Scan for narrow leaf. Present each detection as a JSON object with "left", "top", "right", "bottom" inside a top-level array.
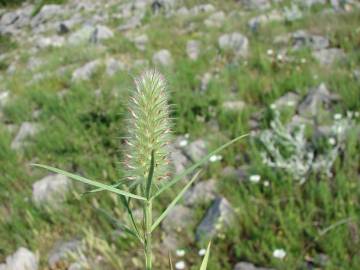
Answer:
[
  {"left": 151, "top": 134, "right": 248, "bottom": 199},
  {"left": 120, "top": 196, "right": 143, "bottom": 243},
  {"left": 32, "top": 164, "right": 146, "bottom": 201},
  {"left": 85, "top": 182, "right": 121, "bottom": 194},
  {"left": 168, "top": 252, "right": 174, "bottom": 270},
  {"left": 145, "top": 150, "right": 155, "bottom": 199},
  {"left": 200, "top": 242, "right": 211, "bottom": 270},
  {"left": 151, "top": 170, "right": 201, "bottom": 232}
]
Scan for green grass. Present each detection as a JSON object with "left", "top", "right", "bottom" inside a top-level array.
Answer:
[{"left": 0, "top": 1, "right": 359, "bottom": 269}]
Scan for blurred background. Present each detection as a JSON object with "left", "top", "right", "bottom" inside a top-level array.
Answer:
[{"left": 0, "top": 0, "right": 359, "bottom": 269}]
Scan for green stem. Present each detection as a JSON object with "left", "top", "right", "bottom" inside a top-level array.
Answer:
[{"left": 144, "top": 200, "right": 152, "bottom": 270}]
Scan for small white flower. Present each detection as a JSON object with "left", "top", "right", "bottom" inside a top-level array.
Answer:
[
  {"left": 179, "top": 139, "right": 188, "bottom": 147},
  {"left": 286, "top": 101, "right": 295, "bottom": 107},
  {"left": 277, "top": 54, "right": 283, "bottom": 61},
  {"left": 176, "top": 249, "right": 186, "bottom": 257},
  {"left": 263, "top": 180, "right": 270, "bottom": 187},
  {"left": 355, "top": 111, "right": 359, "bottom": 118},
  {"left": 273, "top": 249, "right": 286, "bottom": 259},
  {"left": 184, "top": 133, "right": 190, "bottom": 139},
  {"left": 270, "top": 103, "right": 277, "bottom": 110},
  {"left": 209, "top": 154, "right": 222, "bottom": 162},
  {"left": 300, "top": 58, "right": 306, "bottom": 63},
  {"left": 334, "top": 113, "right": 342, "bottom": 120},
  {"left": 249, "top": 174, "right": 261, "bottom": 183},
  {"left": 175, "top": 260, "right": 186, "bottom": 270},
  {"left": 198, "top": 249, "right": 206, "bottom": 256},
  {"left": 267, "top": 49, "right": 274, "bottom": 56},
  {"left": 328, "top": 137, "right": 336, "bottom": 145}
]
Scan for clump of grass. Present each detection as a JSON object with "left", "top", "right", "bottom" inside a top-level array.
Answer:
[{"left": 33, "top": 70, "right": 246, "bottom": 269}]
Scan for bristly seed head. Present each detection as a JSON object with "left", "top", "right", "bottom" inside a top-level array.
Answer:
[{"left": 124, "top": 70, "right": 172, "bottom": 186}]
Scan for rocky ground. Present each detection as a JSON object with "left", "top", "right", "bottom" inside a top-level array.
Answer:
[{"left": 0, "top": 0, "right": 360, "bottom": 269}]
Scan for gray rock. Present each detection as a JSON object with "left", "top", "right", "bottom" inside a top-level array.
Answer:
[
  {"left": 68, "top": 25, "right": 95, "bottom": 45},
  {"left": 234, "top": 262, "right": 273, "bottom": 270},
  {"left": 152, "top": 49, "right": 173, "bottom": 66},
  {"left": 196, "top": 197, "right": 235, "bottom": 240},
  {"left": 31, "top": 5, "right": 62, "bottom": 28},
  {"left": 190, "top": 4, "right": 216, "bottom": 16},
  {"left": 32, "top": 174, "right": 71, "bottom": 208},
  {"left": 186, "top": 40, "right": 200, "bottom": 60},
  {"left": 312, "top": 48, "right": 346, "bottom": 65},
  {"left": 248, "top": 10, "right": 283, "bottom": 31},
  {"left": 237, "top": 0, "right": 271, "bottom": 10},
  {"left": 36, "top": 36, "right": 65, "bottom": 49},
  {"left": 222, "top": 100, "right": 246, "bottom": 111},
  {"left": 11, "top": 122, "right": 39, "bottom": 150},
  {"left": 105, "top": 58, "right": 125, "bottom": 76},
  {"left": 218, "top": 32, "right": 249, "bottom": 57},
  {"left": 353, "top": 69, "right": 360, "bottom": 81},
  {"left": 298, "top": 0, "right": 326, "bottom": 8},
  {"left": 273, "top": 92, "right": 300, "bottom": 108},
  {"left": 298, "top": 83, "right": 340, "bottom": 117},
  {"left": 184, "top": 179, "right": 217, "bottom": 206},
  {"left": 118, "top": 16, "right": 142, "bottom": 31},
  {"left": 284, "top": 4, "right": 303, "bottom": 22},
  {"left": 132, "top": 34, "right": 148, "bottom": 51},
  {"left": 0, "top": 91, "right": 9, "bottom": 108},
  {"left": 200, "top": 72, "right": 212, "bottom": 92},
  {"left": 0, "top": 247, "right": 38, "bottom": 270},
  {"left": 162, "top": 205, "right": 194, "bottom": 233},
  {"left": 185, "top": 139, "right": 207, "bottom": 162},
  {"left": 90, "top": 25, "right": 114, "bottom": 43},
  {"left": 48, "top": 240, "right": 81, "bottom": 268},
  {"left": 204, "top": 11, "right": 226, "bottom": 27},
  {"left": 292, "top": 30, "right": 329, "bottom": 51},
  {"left": 72, "top": 60, "right": 100, "bottom": 81}
]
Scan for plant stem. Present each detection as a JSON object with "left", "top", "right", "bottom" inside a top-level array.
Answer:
[{"left": 144, "top": 200, "right": 152, "bottom": 270}]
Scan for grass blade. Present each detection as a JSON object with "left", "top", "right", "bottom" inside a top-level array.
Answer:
[
  {"left": 120, "top": 196, "right": 143, "bottom": 243},
  {"left": 168, "top": 252, "right": 174, "bottom": 270},
  {"left": 151, "top": 134, "right": 248, "bottom": 200},
  {"left": 200, "top": 242, "right": 211, "bottom": 270},
  {"left": 151, "top": 170, "right": 201, "bottom": 232},
  {"left": 32, "top": 164, "right": 146, "bottom": 201},
  {"left": 145, "top": 150, "right": 155, "bottom": 199}
]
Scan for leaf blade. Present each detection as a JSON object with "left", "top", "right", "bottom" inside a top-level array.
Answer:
[
  {"left": 199, "top": 242, "right": 211, "bottom": 270},
  {"left": 32, "top": 164, "right": 146, "bottom": 201},
  {"left": 151, "top": 170, "right": 201, "bottom": 232},
  {"left": 151, "top": 134, "right": 248, "bottom": 199}
]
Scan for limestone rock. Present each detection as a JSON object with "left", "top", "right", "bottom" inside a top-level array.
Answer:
[
  {"left": 11, "top": 122, "right": 39, "bottom": 150},
  {"left": 218, "top": 32, "right": 249, "bottom": 57},
  {"left": 0, "top": 247, "right": 38, "bottom": 270},
  {"left": 152, "top": 49, "right": 173, "bottom": 66}
]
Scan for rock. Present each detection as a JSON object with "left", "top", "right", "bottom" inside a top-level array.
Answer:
[
  {"left": 105, "top": 58, "right": 125, "bottom": 76},
  {"left": 184, "top": 179, "right": 217, "bottom": 206},
  {"left": 292, "top": 30, "right": 329, "bottom": 51},
  {"left": 204, "top": 11, "right": 226, "bottom": 27},
  {"left": 200, "top": 72, "right": 212, "bottom": 92},
  {"left": 190, "top": 4, "right": 216, "bottom": 16},
  {"left": 298, "top": 83, "right": 340, "bottom": 117},
  {"left": 32, "top": 174, "right": 71, "bottom": 208},
  {"left": 152, "top": 49, "right": 173, "bottom": 66},
  {"left": 0, "top": 91, "right": 9, "bottom": 107},
  {"left": 284, "top": 4, "right": 303, "bottom": 22},
  {"left": 36, "top": 36, "right": 65, "bottom": 49},
  {"left": 170, "top": 148, "right": 189, "bottom": 175},
  {"left": 185, "top": 139, "right": 207, "bottom": 162},
  {"left": 222, "top": 166, "right": 248, "bottom": 182},
  {"left": 118, "top": 16, "right": 142, "bottom": 31},
  {"left": 0, "top": 247, "right": 38, "bottom": 270},
  {"left": 218, "top": 32, "right": 249, "bottom": 57},
  {"left": 299, "top": 0, "right": 326, "bottom": 8},
  {"left": 196, "top": 197, "right": 235, "bottom": 241},
  {"left": 272, "top": 92, "right": 300, "bottom": 108},
  {"left": 11, "top": 122, "right": 39, "bottom": 150},
  {"left": 48, "top": 240, "right": 82, "bottom": 268},
  {"left": 186, "top": 40, "right": 200, "bottom": 60},
  {"left": 312, "top": 48, "right": 346, "bottom": 65},
  {"left": 72, "top": 60, "right": 100, "bottom": 81},
  {"left": 68, "top": 25, "right": 95, "bottom": 45},
  {"left": 162, "top": 205, "right": 194, "bottom": 233},
  {"left": 234, "top": 262, "right": 273, "bottom": 270},
  {"left": 248, "top": 10, "right": 283, "bottom": 31},
  {"left": 222, "top": 100, "right": 246, "bottom": 111},
  {"left": 236, "top": 0, "right": 271, "bottom": 10},
  {"left": 132, "top": 34, "right": 148, "bottom": 51},
  {"left": 90, "top": 25, "right": 114, "bottom": 43},
  {"left": 31, "top": 5, "right": 63, "bottom": 28}
]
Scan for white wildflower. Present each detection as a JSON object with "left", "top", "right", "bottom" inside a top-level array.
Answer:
[
  {"left": 175, "top": 260, "right": 186, "bottom": 270},
  {"left": 273, "top": 249, "right": 286, "bottom": 259},
  {"left": 301, "top": 58, "right": 306, "bottom": 63},
  {"left": 249, "top": 175, "right": 261, "bottom": 183},
  {"left": 328, "top": 137, "right": 336, "bottom": 145},
  {"left": 267, "top": 49, "right": 274, "bottom": 56},
  {"left": 179, "top": 139, "right": 188, "bottom": 147},
  {"left": 270, "top": 103, "right": 277, "bottom": 110},
  {"left": 176, "top": 249, "right": 186, "bottom": 257},
  {"left": 209, "top": 154, "right": 222, "bottom": 162},
  {"left": 334, "top": 113, "right": 342, "bottom": 120},
  {"left": 263, "top": 180, "right": 270, "bottom": 187},
  {"left": 198, "top": 249, "right": 206, "bottom": 256},
  {"left": 277, "top": 54, "right": 283, "bottom": 61}
]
